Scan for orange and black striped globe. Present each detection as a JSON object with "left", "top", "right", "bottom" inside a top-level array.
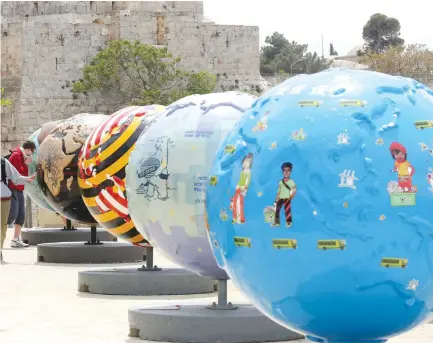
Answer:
[{"left": 78, "top": 105, "right": 165, "bottom": 245}]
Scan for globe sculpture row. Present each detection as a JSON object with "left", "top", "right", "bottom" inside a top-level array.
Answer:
[{"left": 25, "top": 69, "right": 433, "bottom": 343}]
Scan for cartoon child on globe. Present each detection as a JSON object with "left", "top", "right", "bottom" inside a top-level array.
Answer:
[
  {"left": 389, "top": 142, "right": 416, "bottom": 193},
  {"left": 272, "top": 162, "right": 296, "bottom": 227},
  {"left": 231, "top": 153, "right": 253, "bottom": 224}
]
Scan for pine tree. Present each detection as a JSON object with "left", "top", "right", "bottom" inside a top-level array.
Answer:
[{"left": 330, "top": 43, "right": 338, "bottom": 56}]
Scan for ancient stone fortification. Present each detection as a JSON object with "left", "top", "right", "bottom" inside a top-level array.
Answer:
[{"left": 1, "top": 1, "right": 261, "bottom": 152}]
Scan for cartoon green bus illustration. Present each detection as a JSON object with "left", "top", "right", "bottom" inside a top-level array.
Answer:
[
  {"left": 234, "top": 236, "right": 252, "bottom": 248},
  {"left": 317, "top": 239, "right": 346, "bottom": 250},
  {"left": 298, "top": 100, "right": 322, "bottom": 107},
  {"left": 414, "top": 120, "right": 433, "bottom": 130},
  {"left": 209, "top": 176, "right": 218, "bottom": 186},
  {"left": 224, "top": 145, "right": 236, "bottom": 154},
  {"left": 380, "top": 257, "right": 408, "bottom": 269},
  {"left": 272, "top": 239, "right": 297, "bottom": 249},
  {"left": 340, "top": 100, "right": 367, "bottom": 107},
  {"left": 389, "top": 192, "right": 416, "bottom": 207}
]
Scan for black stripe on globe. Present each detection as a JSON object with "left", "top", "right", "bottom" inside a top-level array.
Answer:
[{"left": 85, "top": 120, "right": 147, "bottom": 160}]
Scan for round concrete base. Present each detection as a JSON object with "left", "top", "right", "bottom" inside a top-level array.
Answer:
[
  {"left": 22, "top": 228, "right": 116, "bottom": 245},
  {"left": 128, "top": 304, "right": 304, "bottom": 342},
  {"left": 78, "top": 267, "right": 218, "bottom": 295},
  {"left": 37, "top": 242, "right": 144, "bottom": 264}
]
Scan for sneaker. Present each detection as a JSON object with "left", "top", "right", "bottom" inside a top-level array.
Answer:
[{"left": 11, "top": 239, "right": 29, "bottom": 248}]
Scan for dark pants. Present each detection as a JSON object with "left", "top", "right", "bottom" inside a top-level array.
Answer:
[
  {"left": 7, "top": 189, "right": 25, "bottom": 226},
  {"left": 274, "top": 198, "right": 292, "bottom": 226}
]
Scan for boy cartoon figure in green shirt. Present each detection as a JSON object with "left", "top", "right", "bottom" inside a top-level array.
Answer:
[{"left": 272, "top": 162, "right": 296, "bottom": 227}]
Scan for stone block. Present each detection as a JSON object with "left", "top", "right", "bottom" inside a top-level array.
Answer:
[
  {"left": 76, "top": 4, "right": 87, "bottom": 15},
  {"left": 7, "top": 133, "right": 17, "bottom": 141}
]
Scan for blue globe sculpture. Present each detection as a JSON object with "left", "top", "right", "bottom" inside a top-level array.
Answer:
[
  {"left": 126, "top": 92, "right": 256, "bottom": 279},
  {"left": 206, "top": 69, "right": 433, "bottom": 343}
]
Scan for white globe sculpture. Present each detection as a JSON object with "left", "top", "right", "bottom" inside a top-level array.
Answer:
[{"left": 126, "top": 91, "right": 256, "bottom": 279}]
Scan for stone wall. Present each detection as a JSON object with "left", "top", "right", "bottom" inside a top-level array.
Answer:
[
  {"left": 166, "top": 22, "right": 260, "bottom": 91},
  {"left": 1, "top": 1, "right": 261, "bottom": 154},
  {"left": 1, "top": 16, "right": 112, "bottom": 152},
  {"left": 1, "top": 22, "right": 23, "bottom": 150}
]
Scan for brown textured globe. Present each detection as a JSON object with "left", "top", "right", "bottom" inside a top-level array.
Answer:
[{"left": 37, "top": 113, "right": 107, "bottom": 223}]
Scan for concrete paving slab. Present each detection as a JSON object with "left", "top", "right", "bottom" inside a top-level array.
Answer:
[
  {"left": 37, "top": 241, "right": 145, "bottom": 263},
  {"left": 129, "top": 304, "right": 304, "bottom": 342},
  {"left": 21, "top": 227, "right": 116, "bottom": 245},
  {"left": 78, "top": 267, "right": 218, "bottom": 295}
]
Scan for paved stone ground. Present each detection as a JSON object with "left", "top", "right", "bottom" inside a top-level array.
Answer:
[{"left": 0, "top": 228, "right": 431, "bottom": 343}]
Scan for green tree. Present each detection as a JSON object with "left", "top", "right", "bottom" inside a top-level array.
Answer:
[
  {"left": 0, "top": 88, "right": 12, "bottom": 108},
  {"left": 276, "top": 43, "right": 308, "bottom": 74},
  {"left": 360, "top": 44, "right": 433, "bottom": 82},
  {"left": 72, "top": 40, "right": 216, "bottom": 107},
  {"left": 299, "top": 52, "right": 332, "bottom": 73},
  {"left": 260, "top": 32, "right": 290, "bottom": 67},
  {"left": 329, "top": 43, "right": 338, "bottom": 56},
  {"left": 360, "top": 13, "right": 404, "bottom": 55},
  {"left": 260, "top": 32, "right": 330, "bottom": 74}
]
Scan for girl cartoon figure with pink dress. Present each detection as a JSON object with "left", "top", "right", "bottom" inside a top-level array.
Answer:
[{"left": 231, "top": 153, "right": 253, "bottom": 224}]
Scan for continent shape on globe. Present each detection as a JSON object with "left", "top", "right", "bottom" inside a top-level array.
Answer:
[
  {"left": 126, "top": 91, "right": 256, "bottom": 279},
  {"left": 78, "top": 105, "right": 165, "bottom": 245},
  {"left": 24, "top": 120, "right": 61, "bottom": 213},
  {"left": 37, "top": 113, "right": 107, "bottom": 223},
  {"left": 206, "top": 69, "right": 433, "bottom": 343}
]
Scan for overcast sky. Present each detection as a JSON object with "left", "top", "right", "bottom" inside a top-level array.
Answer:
[{"left": 202, "top": 0, "right": 432, "bottom": 57}]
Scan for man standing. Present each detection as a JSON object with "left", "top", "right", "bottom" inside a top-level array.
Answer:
[
  {"left": 1, "top": 156, "right": 36, "bottom": 262},
  {"left": 6, "top": 140, "right": 36, "bottom": 248},
  {"left": 272, "top": 162, "right": 297, "bottom": 228}
]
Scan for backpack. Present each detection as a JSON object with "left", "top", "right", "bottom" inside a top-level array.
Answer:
[
  {"left": 1, "top": 157, "right": 10, "bottom": 187},
  {"left": 1, "top": 153, "right": 15, "bottom": 196}
]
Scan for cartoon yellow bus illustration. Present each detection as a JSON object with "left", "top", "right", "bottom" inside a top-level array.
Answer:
[
  {"left": 224, "top": 145, "right": 236, "bottom": 154},
  {"left": 209, "top": 176, "right": 218, "bottom": 186},
  {"left": 298, "top": 100, "right": 322, "bottom": 107},
  {"left": 340, "top": 100, "right": 367, "bottom": 107},
  {"left": 380, "top": 257, "right": 408, "bottom": 268},
  {"left": 272, "top": 239, "right": 298, "bottom": 249},
  {"left": 317, "top": 239, "right": 346, "bottom": 250},
  {"left": 414, "top": 120, "right": 433, "bottom": 130},
  {"left": 234, "top": 236, "right": 252, "bottom": 248}
]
